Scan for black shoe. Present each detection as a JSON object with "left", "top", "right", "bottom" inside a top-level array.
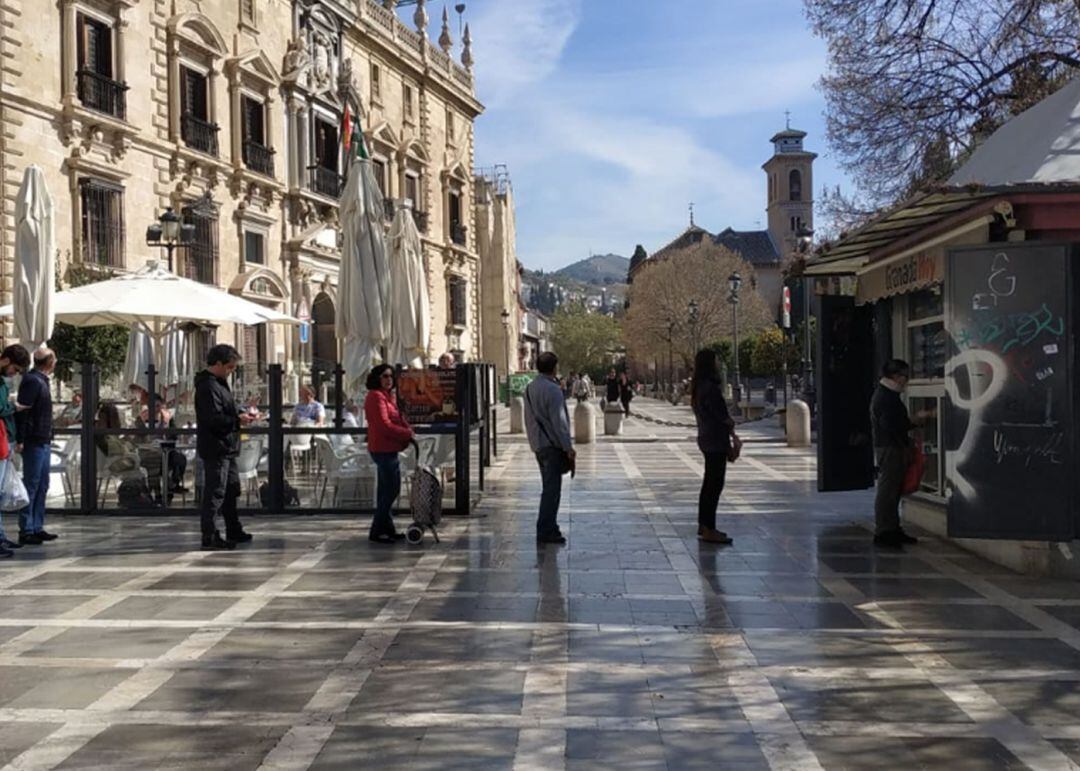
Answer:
[
  {"left": 537, "top": 533, "right": 567, "bottom": 545},
  {"left": 226, "top": 531, "right": 253, "bottom": 544},
  {"left": 873, "top": 531, "right": 904, "bottom": 549},
  {"left": 369, "top": 532, "right": 402, "bottom": 544},
  {"left": 0, "top": 538, "right": 22, "bottom": 549},
  {"left": 170, "top": 485, "right": 189, "bottom": 494},
  {"left": 0, "top": 545, "right": 12, "bottom": 558},
  {"left": 18, "top": 532, "right": 42, "bottom": 546},
  {"left": 37, "top": 531, "right": 58, "bottom": 542},
  {"left": 897, "top": 529, "right": 919, "bottom": 545},
  {"left": 202, "top": 531, "right": 236, "bottom": 551}
]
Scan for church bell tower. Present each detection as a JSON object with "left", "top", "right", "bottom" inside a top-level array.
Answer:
[{"left": 763, "top": 119, "right": 817, "bottom": 258}]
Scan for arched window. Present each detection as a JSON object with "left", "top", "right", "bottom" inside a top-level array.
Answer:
[{"left": 789, "top": 169, "right": 802, "bottom": 201}]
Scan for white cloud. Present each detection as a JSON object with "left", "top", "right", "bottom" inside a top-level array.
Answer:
[{"left": 467, "top": 0, "right": 582, "bottom": 105}]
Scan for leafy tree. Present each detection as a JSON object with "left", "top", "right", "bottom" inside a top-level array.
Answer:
[
  {"left": 749, "top": 326, "right": 800, "bottom": 378},
  {"left": 807, "top": 0, "right": 1080, "bottom": 210},
  {"left": 48, "top": 263, "right": 128, "bottom": 385},
  {"left": 550, "top": 303, "right": 621, "bottom": 379}
]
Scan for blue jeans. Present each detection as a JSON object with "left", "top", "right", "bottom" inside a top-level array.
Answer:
[
  {"left": 370, "top": 452, "right": 401, "bottom": 537},
  {"left": 536, "top": 447, "right": 565, "bottom": 538},
  {"left": 19, "top": 443, "right": 50, "bottom": 535}
]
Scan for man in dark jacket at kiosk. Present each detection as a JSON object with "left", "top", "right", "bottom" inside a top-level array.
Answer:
[
  {"left": 870, "top": 359, "right": 917, "bottom": 549},
  {"left": 195, "top": 344, "right": 255, "bottom": 550}
]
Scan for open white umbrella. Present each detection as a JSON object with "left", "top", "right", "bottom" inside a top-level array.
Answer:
[
  {"left": 0, "top": 259, "right": 297, "bottom": 370},
  {"left": 387, "top": 206, "right": 430, "bottom": 368},
  {"left": 14, "top": 165, "right": 55, "bottom": 348},
  {"left": 337, "top": 157, "right": 391, "bottom": 391}
]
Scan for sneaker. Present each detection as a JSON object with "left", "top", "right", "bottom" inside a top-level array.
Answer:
[
  {"left": 698, "top": 528, "right": 733, "bottom": 545},
  {"left": 0, "top": 545, "right": 13, "bottom": 558},
  {"left": 0, "top": 538, "right": 22, "bottom": 549},
  {"left": 201, "top": 531, "right": 236, "bottom": 551},
  {"left": 226, "top": 531, "right": 253, "bottom": 544},
  {"left": 897, "top": 529, "right": 919, "bottom": 545},
  {"left": 873, "top": 531, "right": 904, "bottom": 549},
  {"left": 37, "top": 531, "right": 58, "bottom": 542},
  {"left": 18, "top": 532, "right": 42, "bottom": 546}
]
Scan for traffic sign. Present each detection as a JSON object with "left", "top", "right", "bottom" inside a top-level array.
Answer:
[
  {"left": 297, "top": 299, "right": 310, "bottom": 321},
  {"left": 782, "top": 286, "right": 792, "bottom": 329},
  {"left": 299, "top": 321, "right": 310, "bottom": 344}
]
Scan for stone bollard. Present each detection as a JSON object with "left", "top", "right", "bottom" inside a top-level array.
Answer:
[
  {"left": 574, "top": 400, "right": 595, "bottom": 444},
  {"left": 603, "top": 403, "right": 624, "bottom": 436},
  {"left": 509, "top": 396, "right": 525, "bottom": 434},
  {"left": 786, "top": 399, "right": 811, "bottom": 447}
]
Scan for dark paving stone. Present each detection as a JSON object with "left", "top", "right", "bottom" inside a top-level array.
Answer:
[
  {"left": 0, "top": 722, "right": 63, "bottom": 765},
  {"left": 347, "top": 668, "right": 525, "bottom": 716},
  {"left": 569, "top": 629, "right": 646, "bottom": 664},
  {"left": 56, "top": 724, "right": 287, "bottom": 770},
  {"left": 137, "top": 667, "right": 325, "bottom": 712},
  {"left": 0, "top": 595, "right": 94, "bottom": 618},
  {"left": 882, "top": 604, "right": 1036, "bottom": 632},
  {"left": 745, "top": 632, "right": 917, "bottom": 669},
  {"left": 203, "top": 628, "right": 366, "bottom": 663},
  {"left": 926, "top": 636, "right": 1080, "bottom": 671},
  {"left": 978, "top": 679, "right": 1080, "bottom": 726},
  {"left": 288, "top": 570, "right": 411, "bottom": 592},
  {"left": 845, "top": 577, "right": 985, "bottom": 600},
  {"left": 808, "top": 735, "right": 1028, "bottom": 770},
  {"left": 773, "top": 676, "right": 973, "bottom": 724},
  {"left": 566, "top": 729, "right": 666, "bottom": 769},
  {"left": 660, "top": 731, "right": 768, "bottom": 770},
  {"left": 143, "top": 570, "right": 276, "bottom": 592},
  {"left": 23, "top": 627, "right": 192, "bottom": 660},
  {"left": 311, "top": 726, "right": 518, "bottom": 771},
  {"left": 382, "top": 627, "right": 534, "bottom": 663},
  {"left": 0, "top": 666, "right": 130, "bottom": 708},
  {"left": 10, "top": 571, "right": 137, "bottom": 590},
  {"left": 248, "top": 595, "right": 390, "bottom": 623},
  {"left": 93, "top": 596, "right": 237, "bottom": 621}
]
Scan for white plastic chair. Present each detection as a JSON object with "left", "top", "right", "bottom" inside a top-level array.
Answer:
[
  {"left": 237, "top": 437, "right": 264, "bottom": 505},
  {"left": 287, "top": 433, "right": 313, "bottom": 473},
  {"left": 312, "top": 436, "right": 373, "bottom": 507},
  {"left": 50, "top": 436, "right": 80, "bottom": 505}
]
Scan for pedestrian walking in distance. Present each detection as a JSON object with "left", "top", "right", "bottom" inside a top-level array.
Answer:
[
  {"left": 16, "top": 347, "right": 58, "bottom": 545},
  {"left": 604, "top": 368, "right": 619, "bottom": 406},
  {"left": 619, "top": 372, "right": 633, "bottom": 416},
  {"left": 870, "top": 359, "right": 919, "bottom": 549},
  {"left": 524, "top": 351, "right": 575, "bottom": 545},
  {"left": 690, "top": 349, "right": 735, "bottom": 545},
  {"left": 195, "top": 344, "right": 256, "bottom": 550},
  {"left": 364, "top": 364, "right": 415, "bottom": 544}
]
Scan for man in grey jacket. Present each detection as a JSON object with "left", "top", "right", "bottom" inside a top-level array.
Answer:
[{"left": 524, "top": 352, "right": 575, "bottom": 544}]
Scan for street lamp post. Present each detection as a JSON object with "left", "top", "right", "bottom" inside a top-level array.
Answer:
[
  {"left": 145, "top": 206, "right": 195, "bottom": 272},
  {"left": 666, "top": 318, "right": 675, "bottom": 398},
  {"left": 687, "top": 299, "right": 700, "bottom": 358},
  {"left": 795, "top": 226, "right": 815, "bottom": 404},
  {"left": 500, "top": 308, "right": 511, "bottom": 407},
  {"left": 728, "top": 272, "right": 742, "bottom": 412}
]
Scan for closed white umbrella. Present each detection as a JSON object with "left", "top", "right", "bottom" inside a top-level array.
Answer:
[
  {"left": 123, "top": 327, "right": 190, "bottom": 394},
  {"left": 387, "top": 206, "right": 430, "bottom": 368},
  {"left": 14, "top": 165, "right": 55, "bottom": 348},
  {"left": 337, "top": 157, "right": 391, "bottom": 390}
]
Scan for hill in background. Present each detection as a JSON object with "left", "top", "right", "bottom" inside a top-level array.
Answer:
[{"left": 554, "top": 253, "right": 629, "bottom": 285}]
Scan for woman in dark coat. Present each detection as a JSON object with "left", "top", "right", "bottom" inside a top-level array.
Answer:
[
  {"left": 618, "top": 373, "right": 633, "bottom": 416},
  {"left": 690, "top": 349, "right": 736, "bottom": 545}
]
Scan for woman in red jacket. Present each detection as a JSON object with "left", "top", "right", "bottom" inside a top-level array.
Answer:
[{"left": 364, "top": 364, "right": 414, "bottom": 543}]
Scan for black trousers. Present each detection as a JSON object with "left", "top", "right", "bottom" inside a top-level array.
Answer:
[
  {"left": 698, "top": 451, "right": 728, "bottom": 531},
  {"left": 200, "top": 454, "right": 242, "bottom": 538}
]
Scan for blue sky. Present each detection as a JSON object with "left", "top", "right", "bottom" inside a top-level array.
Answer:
[{"left": 432, "top": 0, "right": 850, "bottom": 271}]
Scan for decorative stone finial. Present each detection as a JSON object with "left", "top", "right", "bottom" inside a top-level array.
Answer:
[
  {"left": 384, "top": 0, "right": 397, "bottom": 9},
  {"left": 439, "top": 5, "right": 452, "bottom": 53},
  {"left": 414, "top": 0, "right": 428, "bottom": 37},
  {"left": 461, "top": 23, "right": 473, "bottom": 70}
]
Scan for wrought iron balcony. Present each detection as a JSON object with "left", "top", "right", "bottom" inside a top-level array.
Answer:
[
  {"left": 76, "top": 69, "right": 128, "bottom": 120},
  {"left": 242, "top": 140, "right": 275, "bottom": 177},
  {"left": 308, "top": 166, "right": 342, "bottom": 198},
  {"left": 181, "top": 113, "right": 219, "bottom": 157},
  {"left": 412, "top": 209, "right": 428, "bottom": 233},
  {"left": 450, "top": 222, "right": 467, "bottom": 247}
]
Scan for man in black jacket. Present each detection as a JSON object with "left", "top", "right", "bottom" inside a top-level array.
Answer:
[
  {"left": 870, "top": 359, "right": 917, "bottom": 549},
  {"left": 195, "top": 344, "right": 255, "bottom": 550},
  {"left": 15, "top": 348, "right": 57, "bottom": 545}
]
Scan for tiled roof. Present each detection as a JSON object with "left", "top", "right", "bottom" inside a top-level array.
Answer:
[{"left": 714, "top": 228, "right": 781, "bottom": 266}]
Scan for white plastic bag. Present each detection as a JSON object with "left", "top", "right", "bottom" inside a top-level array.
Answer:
[{"left": 0, "top": 459, "right": 29, "bottom": 512}]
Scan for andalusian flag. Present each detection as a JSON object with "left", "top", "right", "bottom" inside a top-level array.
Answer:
[
  {"left": 342, "top": 104, "right": 352, "bottom": 157},
  {"left": 342, "top": 105, "right": 369, "bottom": 162}
]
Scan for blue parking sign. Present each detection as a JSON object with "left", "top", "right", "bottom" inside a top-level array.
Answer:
[{"left": 299, "top": 321, "right": 310, "bottom": 344}]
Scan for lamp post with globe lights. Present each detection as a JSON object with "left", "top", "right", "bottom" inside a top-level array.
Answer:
[{"left": 728, "top": 271, "right": 742, "bottom": 412}]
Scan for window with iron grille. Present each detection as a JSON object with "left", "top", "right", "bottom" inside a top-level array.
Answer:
[
  {"left": 446, "top": 107, "right": 455, "bottom": 143},
  {"left": 404, "top": 83, "right": 414, "bottom": 121},
  {"left": 180, "top": 66, "right": 218, "bottom": 156},
  {"left": 182, "top": 202, "right": 218, "bottom": 285},
  {"left": 448, "top": 276, "right": 467, "bottom": 327},
  {"left": 239, "top": 0, "right": 256, "bottom": 25},
  {"left": 370, "top": 63, "right": 381, "bottom": 102},
  {"left": 244, "top": 231, "right": 264, "bottom": 265},
  {"left": 76, "top": 14, "right": 126, "bottom": 118},
  {"left": 79, "top": 179, "right": 124, "bottom": 267},
  {"left": 241, "top": 95, "right": 273, "bottom": 176},
  {"left": 191, "top": 328, "right": 215, "bottom": 371}
]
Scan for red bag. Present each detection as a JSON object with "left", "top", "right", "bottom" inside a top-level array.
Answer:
[
  {"left": 0, "top": 420, "right": 9, "bottom": 461},
  {"left": 901, "top": 440, "right": 925, "bottom": 495}
]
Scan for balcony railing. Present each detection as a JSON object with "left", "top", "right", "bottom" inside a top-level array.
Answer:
[
  {"left": 412, "top": 209, "right": 428, "bottom": 233},
  {"left": 181, "top": 113, "right": 219, "bottom": 157},
  {"left": 76, "top": 69, "right": 128, "bottom": 120},
  {"left": 242, "top": 140, "right": 274, "bottom": 177},
  {"left": 383, "top": 198, "right": 396, "bottom": 222},
  {"left": 450, "top": 222, "right": 467, "bottom": 247},
  {"left": 309, "top": 166, "right": 342, "bottom": 198}
]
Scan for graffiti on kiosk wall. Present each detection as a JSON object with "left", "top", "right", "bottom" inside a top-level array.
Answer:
[{"left": 946, "top": 249, "right": 1069, "bottom": 504}]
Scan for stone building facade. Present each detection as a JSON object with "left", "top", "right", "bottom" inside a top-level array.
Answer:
[
  {"left": 0, "top": 0, "right": 497, "bottom": 389},
  {"left": 474, "top": 165, "right": 522, "bottom": 380}
]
